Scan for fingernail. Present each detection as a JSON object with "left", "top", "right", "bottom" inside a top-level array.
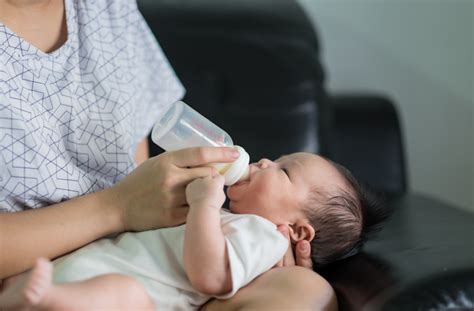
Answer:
[
  {"left": 300, "top": 242, "right": 309, "bottom": 251},
  {"left": 231, "top": 149, "right": 240, "bottom": 159}
]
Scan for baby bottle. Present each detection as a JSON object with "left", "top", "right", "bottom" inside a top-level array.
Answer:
[{"left": 151, "top": 101, "right": 250, "bottom": 186}]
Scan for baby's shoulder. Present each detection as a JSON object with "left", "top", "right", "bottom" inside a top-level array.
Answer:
[
  {"left": 220, "top": 210, "right": 273, "bottom": 225},
  {"left": 220, "top": 210, "right": 281, "bottom": 238}
]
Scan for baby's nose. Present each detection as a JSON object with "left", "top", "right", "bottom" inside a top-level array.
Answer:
[{"left": 257, "top": 158, "right": 273, "bottom": 169}]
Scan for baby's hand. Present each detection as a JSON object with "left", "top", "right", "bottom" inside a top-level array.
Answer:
[{"left": 186, "top": 174, "right": 226, "bottom": 209}]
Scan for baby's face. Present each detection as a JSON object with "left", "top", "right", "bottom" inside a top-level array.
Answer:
[{"left": 227, "top": 153, "right": 348, "bottom": 225}]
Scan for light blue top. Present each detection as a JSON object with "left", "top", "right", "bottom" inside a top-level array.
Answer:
[{"left": 0, "top": 0, "right": 185, "bottom": 212}]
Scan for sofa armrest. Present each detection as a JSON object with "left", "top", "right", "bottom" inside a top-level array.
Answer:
[{"left": 326, "top": 94, "right": 407, "bottom": 195}]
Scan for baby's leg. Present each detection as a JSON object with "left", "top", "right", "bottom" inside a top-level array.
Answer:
[{"left": 0, "top": 258, "right": 154, "bottom": 311}]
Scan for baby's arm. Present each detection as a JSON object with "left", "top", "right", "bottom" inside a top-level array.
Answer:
[{"left": 184, "top": 174, "right": 232, "bottom": 296}]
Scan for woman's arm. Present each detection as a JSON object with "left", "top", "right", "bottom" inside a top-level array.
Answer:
[
  {"left": 200, "top": 219, "right": 325, "bottom": 310},
  {"left": 0, "top": 190, "right": 121, "bottom": 279},
  {"left": 1, "top": 137, "right": 150, "bottom": 278},
  {"left": 0, "top": 146, "right": 240, "bottom": 279},
  {"left": 201, "top": 266, "right": 337, "bottom": 311},
  {"left": 1, "top": 138, "right": 150, "bottom": 278},
  {"left": 183, "top": 175, "right": 232, "bottom": 296}
]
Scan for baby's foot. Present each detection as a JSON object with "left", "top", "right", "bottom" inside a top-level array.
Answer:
[{"left": 0, "top": 258, "right": 53, "bottom": 310}]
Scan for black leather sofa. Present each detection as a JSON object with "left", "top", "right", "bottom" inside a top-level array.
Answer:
[{"left": 138, "top": 0, "right": 474, "bottom": 309}]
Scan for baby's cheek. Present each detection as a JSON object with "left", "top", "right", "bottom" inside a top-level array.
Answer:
[{"left": 257, "top": 177, "right": 278, "bottom": 195}]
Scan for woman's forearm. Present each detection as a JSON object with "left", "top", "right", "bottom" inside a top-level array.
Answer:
[
  {"left": 0, "top": 146, "right": 240, "bottom": 279},
  {"left": 201, "top": 267, "right": 337, "bottom": 311},
  {"left": 0, "top": 188, "right": 122, "bottom": 279},
  {"left": 184, "top": 205, "right": 231, "bottom": 295},
  {"left": 0, "top": 138, "right": 148, "bottom": 279}
]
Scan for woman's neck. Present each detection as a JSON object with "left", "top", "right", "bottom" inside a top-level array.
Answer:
[
  {"left": 0, "top": 0, "right": 67, "bottom": 54},
  {"left": 3, "top": 0, "right": 53, "bottom": 8}
]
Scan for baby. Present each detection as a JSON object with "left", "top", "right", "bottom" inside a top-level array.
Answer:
[{"left": 0, "top": 152, "right": 387, "bottom": 310}]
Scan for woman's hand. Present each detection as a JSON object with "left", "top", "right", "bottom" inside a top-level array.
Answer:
[
  {"left": 106, "top": 146, "right": 240, "bottom": 232},
  {"left": 274, "top": 225, "right": 313, "bottom": 269}
]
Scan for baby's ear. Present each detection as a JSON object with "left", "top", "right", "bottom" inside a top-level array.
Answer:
[{"left": 288, "top": 221, "right": 315, "bottom": 243}]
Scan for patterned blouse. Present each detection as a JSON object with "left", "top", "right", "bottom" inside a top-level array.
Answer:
[{"left": 0, "top": 0, "right": 184, "bottom": 211}]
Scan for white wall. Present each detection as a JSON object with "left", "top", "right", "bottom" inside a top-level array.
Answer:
[{"left": 298, "top": 0, "right": 473, "bottom": 213}]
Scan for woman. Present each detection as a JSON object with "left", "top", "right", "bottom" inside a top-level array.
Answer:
[{"left": 0, "top": 0, "right": 336, "bottom": 309}]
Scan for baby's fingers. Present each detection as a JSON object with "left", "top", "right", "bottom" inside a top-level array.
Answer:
[{"left": 211, "top": 174, "right": 225, "bottom": 186}]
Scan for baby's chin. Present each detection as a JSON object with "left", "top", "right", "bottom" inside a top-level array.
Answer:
[
  {"left": 228, "top": 200, "right": 236, "bottom": 211},
  {"left": 228, "top": 201, "right": 245, "bottom": 214}
]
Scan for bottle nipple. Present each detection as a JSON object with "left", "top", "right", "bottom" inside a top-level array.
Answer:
[
  {"left": 238, "top": 165, "right": 250, "bottom": 182},
  {"left": 222, "top": 146, "right": 250, "bottom": 186}
]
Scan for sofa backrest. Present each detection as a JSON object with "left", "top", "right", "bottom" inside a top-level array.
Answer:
[
  {"left": 139, "top": 0, "right": 406, "bottom": 195},
  {"left": 139, "top": 0, "right": 329, "bottom": 161}
]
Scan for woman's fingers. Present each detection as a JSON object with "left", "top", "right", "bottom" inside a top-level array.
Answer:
[
  {"left": 170, "top": 191, "right": 188, "bottom": 207},
  {"left": 166, "top": 166, "right": 218, "bottom": 190},
  {"left": 168, "top": 146, "right": 239, "bottom": 168},
  {"left": 113, "top": 147, "right": 237, "bottom": 231},
  {"left": 163, "top": 205, "right": 190, "bottom": 227},
  {"left": 277, "top": 225, "right": 313, "bottom": 270},
  {"left": 295, "top": 241, "right": 313, "bottom": 269},
  {"left": 177, "top": 166, "right": 218, "bottom": 185},
  {"left": 170, "top": 147, "right": 238, "bottom": 185}
]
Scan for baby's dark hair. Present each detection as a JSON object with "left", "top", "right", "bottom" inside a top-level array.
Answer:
[{"left": 302, "top": 159, "right": 391, "bottom": 269}]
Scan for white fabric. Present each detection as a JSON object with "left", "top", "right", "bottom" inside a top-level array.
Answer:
[
  {"left": 0, "top": 0, "right": 184, "bottom": 212},
  {"left": 52, "top": 210, "right": 288, "bottom": 310}
]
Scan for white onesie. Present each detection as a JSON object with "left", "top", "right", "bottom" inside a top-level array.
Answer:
[{"left": 52, "top": 210, "right": 288, "bottom": 310}]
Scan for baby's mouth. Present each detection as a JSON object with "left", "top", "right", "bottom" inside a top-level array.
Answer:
[
  {"left": 233, "top": 165, "right": 254, "bottom": 186},
  {"left": 232, "top": 180, "right": 248, "bottom": 187}
]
